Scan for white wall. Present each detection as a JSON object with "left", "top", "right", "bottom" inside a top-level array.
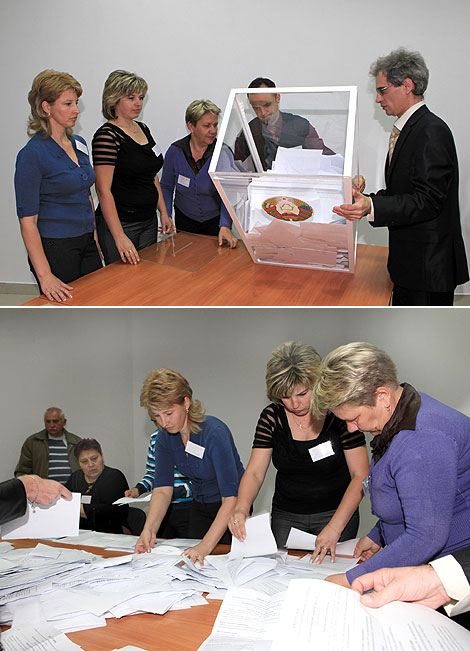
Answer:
[
  {"left": 1, "top": 307, "right": 469, "bottom": 536},
  {"left": 1, "top": 0, "right": 469, "bottom": 292}
]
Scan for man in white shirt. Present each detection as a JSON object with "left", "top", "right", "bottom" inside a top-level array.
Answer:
[
  {"left": 351, "top": 547, "right": 470, "bottom": 618},
  {"left": 333, "top": 47, "right": 468, "bottom": 306}
]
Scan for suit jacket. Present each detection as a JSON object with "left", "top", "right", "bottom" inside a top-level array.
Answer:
[
  {"left": 0, "top": 478, "right": 27, "bottom": 525},
  {"left": 454, "top": 546, "right": 470, "bottom": 583},
  {"left": 370, "top": 105, "right": 468, "bottom": 292}
]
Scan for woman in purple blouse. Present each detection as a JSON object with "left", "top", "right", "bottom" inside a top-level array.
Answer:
[{"left": 312, "top": 341, "right": 470, "bottom": 587}]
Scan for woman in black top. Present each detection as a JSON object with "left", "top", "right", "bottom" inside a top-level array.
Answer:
[
  {"left": 229, "top": 342, "right": 369, "bottom": 562},
  {"left": 92, "top": 70, "right": 174, "bottom": 265},
  {"left": 65, "top": 438, "right": 129, "bottom": 533}
]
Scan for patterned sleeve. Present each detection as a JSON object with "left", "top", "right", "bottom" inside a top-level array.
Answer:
[
  {"left": 252, "top": 405, "right": 276, "bottom": 449},
  {"left": 339, "top": 424, "right": 366, "bottom": 450},
  {"left": 135, "top": 432, "right": 157, "bottom": 494},
  {"left": 92, "top": 124, "right": 120, "bottom": 166}
]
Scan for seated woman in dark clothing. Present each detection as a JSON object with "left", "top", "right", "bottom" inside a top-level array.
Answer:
[{"left": 65, "top": 438, "right": 129, "bottom": 533}]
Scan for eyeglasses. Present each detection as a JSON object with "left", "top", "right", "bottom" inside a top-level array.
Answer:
[{"left": 376, "top": 85, "right": 394, "bottom": 96}]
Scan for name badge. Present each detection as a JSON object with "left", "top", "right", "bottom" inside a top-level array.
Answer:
[
  {"left": 152, "top": 143, "right": 162, "bottom": 157},
  {"left": 81, "top": 495, "right": 92, "bottom": 504},
  {"left": 185, "top": 440, "right": 205, "bottom": 459},
  {"left": 309, "top": 440, "right": 334, "bottom": 463},
  {"left": 74, "top": 139, "right": 89, "bottom": 156},
  {"left": 362, "top": 476, "right": 370, "bottom": 497},
  {"left": 177, "top": 174, "right": 190, "bottom": 188}
]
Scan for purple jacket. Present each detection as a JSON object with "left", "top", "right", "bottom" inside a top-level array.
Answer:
[
  {"left": 347, "top": 392, "right": 470, "bottom": 583},
  {"left": 161, "top": 140, "right": 231, "bottom": 228}
]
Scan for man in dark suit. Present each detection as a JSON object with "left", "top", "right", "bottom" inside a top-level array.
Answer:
[
  {"left": 234, "top": 77, "right": 334, "bottom": 170},
  {"left": 333, "top": 48, "right": 468, "bottom": 305},
  {"left": 350, "top": 547, "right": 470, "bottom": 617}
]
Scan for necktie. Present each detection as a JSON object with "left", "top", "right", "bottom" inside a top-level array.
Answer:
[{"left": 388, "top": 125, "right": 400, "bottom": 161}]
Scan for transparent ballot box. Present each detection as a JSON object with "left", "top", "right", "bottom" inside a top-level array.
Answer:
[{"left": 209, "top": 87, "right": 358, "bottom": 272}]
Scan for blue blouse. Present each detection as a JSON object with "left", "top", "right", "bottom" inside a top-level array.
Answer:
[
  {"left": 14, "top": 133, "right": 96, "bottom": 238},
  {"left": 153, "top": 415, "right": 244, "bottom": 503}
]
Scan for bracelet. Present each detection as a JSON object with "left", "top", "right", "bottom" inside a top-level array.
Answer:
[
  {"left": 29, "top": 475, "right": 40, "bottom": 511},
  {"left": 327, "top": 522, "right": 341, "bottom": 536}
]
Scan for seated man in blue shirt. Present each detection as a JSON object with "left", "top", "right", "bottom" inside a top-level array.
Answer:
[{"left": 234, "top": 77, "right": 334, "bottom": 170}]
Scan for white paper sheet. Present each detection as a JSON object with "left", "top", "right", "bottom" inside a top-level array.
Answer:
[
  {"left": 2, "top": 623, "right": 82, "bottom": 651},
  {"left": 229, "top": 513, "right": 278, "bottom": 560},
  {"left": 113, "top": 494, "right": 152, "bottom": 505},
  {"left": 285, "top": 527, "right": 358, "bottom": 558},
  {"left": 1, "top": 493, "right": 80, "bottom": 540}
]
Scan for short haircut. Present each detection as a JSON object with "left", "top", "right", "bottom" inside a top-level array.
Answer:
[
  {"left": 185, "top": 99, "right": 221, "bottom": 127},
  {"left": 369, "top": 47, "right": 429, "bottom": 97},
  {"left": 140, "top": 368, "right": 205, "bottom": 434},
  {"left": 75, "top": 438, "right": 102, "bottom": 459},
  {"left": 101, "top": 69, "right": 148, "bottom": 120},
  {"left": 44, "top": 407, "right": 65, "bottom": 421},
  {"left": 248, "top": 77, "right": 276, "bottom": 89},
  {"left": 313, "top": 342, "right": 399, "bottom": 415},
  {"left": 27, "top": 69, "right": 82, "bottom": 138},
  {"left": 266, "top": 341, "right": 321, "bottom": 404}
]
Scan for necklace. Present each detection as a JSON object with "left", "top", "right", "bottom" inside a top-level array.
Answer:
[{"left": 292, "top": 413, "right": 312, "bottom": 430}]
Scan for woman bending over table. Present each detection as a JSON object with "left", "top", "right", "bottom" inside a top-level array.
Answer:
[
  {"left": 312, "top": 342, "right": 470, "bottom": 587},
  {"left": 229, "top": 341, "right": 369, "bottom": 563},
  {"left": 135, "top": 368, "right": 244, "bottom": 564}
]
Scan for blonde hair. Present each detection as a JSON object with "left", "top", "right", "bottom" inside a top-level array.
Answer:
[
  {"left": 27, "top": 69, "right": 82, "bottom": 138},
  {"left": 313, "top": 342, "right": 399, "bottom": 415},
  {"left": 140, "top": 368, "right": 205, "bottom": 434},
  {"left": 102, "top": 70, "right": 148, "bottom": 120},
  {"left": 185, "top": 99, "right": 221, "bottom": 126},
  {"left": 265, "top": 341, "right": 321, "bottom": 404}
]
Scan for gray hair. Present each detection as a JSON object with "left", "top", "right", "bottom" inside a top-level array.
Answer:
[
  {"left": 369, "top": 47, "right": 429, "bottom": 97},
  {"left": 44, "top": 407, "right": 65, "bottom": 421},
  {"left": 102, "top": 70, "right": 148, "bottom": 120},
  {"left": 312, "top": 342, "right": 399, "bottom": 415},
  {"left": 185, "top": 99, "right": 221, "bottom": 127}
]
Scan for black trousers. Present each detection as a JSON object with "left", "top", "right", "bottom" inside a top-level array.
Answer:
[
  {"left": 174, "top": 205, "right": 219, "bottom": 237},
  {"left": 187, "top": 500, "right": 232, "bottom": 545},
  {"left": 392, "top": 284, "right": 454, "bottom": 306},
  {"left": 29, "top": 232, "right": 102, "bottom": 287},
  {"left": 157, "top": 504, "right": 191, "bottom": 539},
  {"left": 96, "top": 212, "right": 159, "bottom": 265}
]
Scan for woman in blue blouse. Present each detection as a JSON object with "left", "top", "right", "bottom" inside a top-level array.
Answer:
[
  {"left": 14, "top": 70, "right": 101, "bottom": 302},
  {"left": 135, "top": 368, "right": 244, "bottom": 564},
  {"left": 161, "top": 100, "right": 237, "bottom": 248}
]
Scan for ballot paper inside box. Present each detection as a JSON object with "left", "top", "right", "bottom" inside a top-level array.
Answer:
[{"left": 209, "top": 86, "right": 358, "bottom": 272}]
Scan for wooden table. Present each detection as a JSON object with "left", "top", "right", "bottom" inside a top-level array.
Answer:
[
  {"left": 23, "top": 234, "right": 392, "bottom": 306},
  {"left": 4, "top": 538, "right": 227, "bottom": 651}
]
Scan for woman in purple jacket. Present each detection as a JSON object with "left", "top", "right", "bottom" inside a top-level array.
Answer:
[
  {"left": 161, "top": 99, "right": 237, "bottom": 249},
  {"left": 312, "top": 342, "right": 470, "bottom": 588}
]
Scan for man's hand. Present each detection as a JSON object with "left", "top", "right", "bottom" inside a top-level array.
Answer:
[
  {"left": 18, "top": 475, "right": 72, "bottom": 504},
  {"left": 351, "top": 565, "right": 452, "bottom": 610},
  {"left": 333, "top": 189, "right": 372, "bottom": 222}
]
